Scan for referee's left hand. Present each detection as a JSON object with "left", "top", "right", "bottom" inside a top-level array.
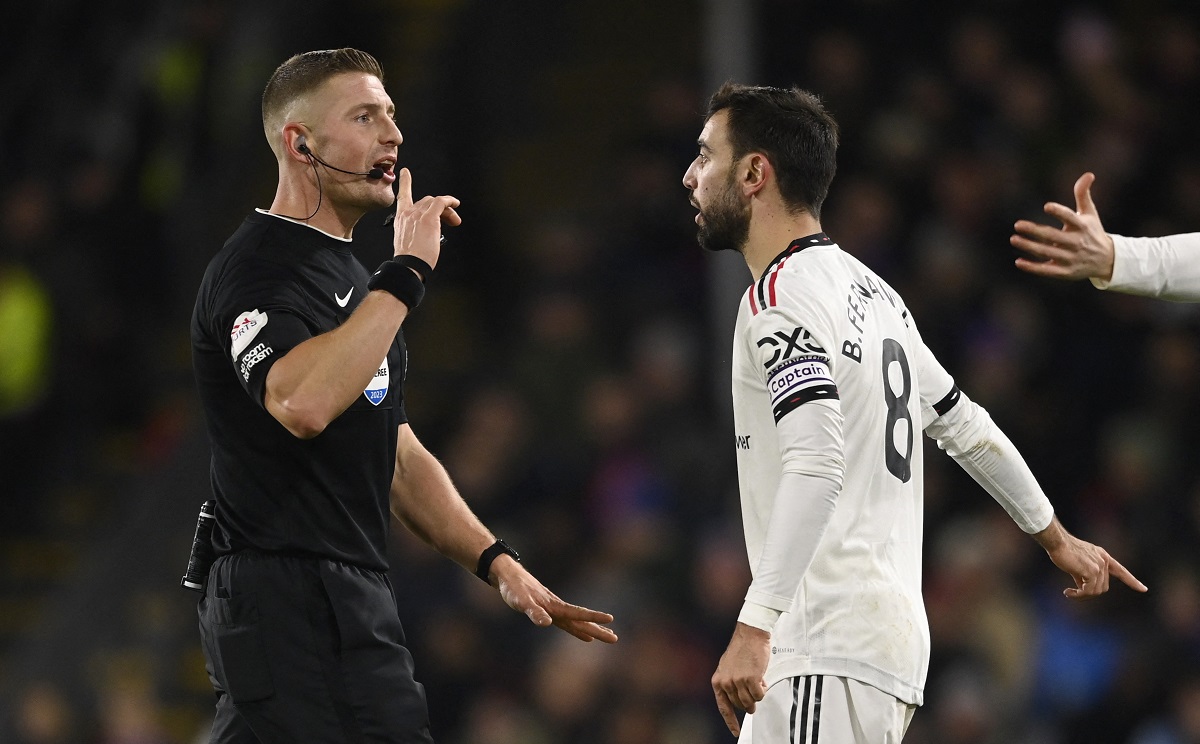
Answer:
[{"left": 491, "top": 557, "right": 618, "bottom": 643}]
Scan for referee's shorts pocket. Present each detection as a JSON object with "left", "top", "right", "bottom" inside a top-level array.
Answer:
[{"left": 200, "top": 593, "right": 275, "bottom": 704}]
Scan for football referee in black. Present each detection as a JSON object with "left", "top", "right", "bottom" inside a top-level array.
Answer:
[{"left": 189, "top": 48, "right": 618, "bottom": 743}]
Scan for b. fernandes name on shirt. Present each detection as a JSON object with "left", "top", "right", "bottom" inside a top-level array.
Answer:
[{"left": 842, "top": 275, "right": 910, "bottom": 364}]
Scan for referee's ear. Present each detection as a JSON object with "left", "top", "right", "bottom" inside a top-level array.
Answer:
[{"left": 283, "top": 124, "right": 311, "bottom": 165}]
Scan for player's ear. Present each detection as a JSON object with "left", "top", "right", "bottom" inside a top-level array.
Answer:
[{"left": 742, "top": 153, "right": 771, "bottom": 198}]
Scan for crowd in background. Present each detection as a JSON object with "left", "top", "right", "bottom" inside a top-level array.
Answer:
[{"left": 2, "top": 0, "right": 1200, "bottom": 742}]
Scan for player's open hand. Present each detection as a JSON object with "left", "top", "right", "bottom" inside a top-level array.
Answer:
[
  {"left": 712, "top": 622, "right": 771, "bottom": 737},
  {"left": 1035, "top": 517, "right": 1148, "bottom": 599},
  {"left": 492, "top": 558, "right": 618, "bottom": 644},
  {"left": 391, "top": 168, "right": 460, "bottom": 274},
  {"left": 1011, "top": 172, "right": 1116, "bottom": 282}
]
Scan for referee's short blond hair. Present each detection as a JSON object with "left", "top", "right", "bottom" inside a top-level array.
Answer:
[{"left": 261, "top": 48, "right": 385, "bottom": 158}]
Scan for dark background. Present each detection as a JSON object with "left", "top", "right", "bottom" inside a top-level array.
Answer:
[{"left": 2, "top": 1, "right": 1200, "bottom": 742}]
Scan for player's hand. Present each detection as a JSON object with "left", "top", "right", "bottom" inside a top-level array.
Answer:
[
  {"left": 712, "top": 622, "right": 771, "bottom": 737},
  {"left": 491, "top": 557, "right": 618, "bottom": 644},
  {"left": 391, "top": 168, "right": 460, "bottom": 275},
  {"left": 1011, "top": 172, "right": 1116, "bottom": 282},
  {"left": 1034, "top": 517, "right": 1148, "bottom": 599}
]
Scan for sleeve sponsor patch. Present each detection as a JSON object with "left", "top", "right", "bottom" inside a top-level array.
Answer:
[
  {"left": 230, "top": 309, "right": 269, "bottom": 360},
  {"left": 238, "top": 342, "right": 274, "bottom": 382},
  {"left": 767, "top": 354, "right": 838, "bottom": 423}
]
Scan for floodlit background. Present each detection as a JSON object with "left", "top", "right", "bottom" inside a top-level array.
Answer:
[{"left": 2, "top": 1, "right": 1199, "bottom": 742}]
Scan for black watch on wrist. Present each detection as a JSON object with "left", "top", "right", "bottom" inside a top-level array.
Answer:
[{"left": 476, "top": 538, "right": 520, "bottom": 584}]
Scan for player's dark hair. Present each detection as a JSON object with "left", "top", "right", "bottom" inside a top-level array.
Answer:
[
  {"left": 262, "top": 48, "right": 385, "bottom": 126},
  {"left": 706, "top": 82, "right": 839, "bottom": 219}
]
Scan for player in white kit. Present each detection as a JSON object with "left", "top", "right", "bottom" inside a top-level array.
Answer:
[
  {"left": 682, "top": 84, "right": 1148, "bottom": 742},
  {"left": 1012, "top": 171, "right": 1200, "bottom": 301}
]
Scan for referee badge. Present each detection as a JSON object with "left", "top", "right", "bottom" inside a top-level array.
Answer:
[{"left": 364, "top": 357, "right": 389, "bottom": 405}]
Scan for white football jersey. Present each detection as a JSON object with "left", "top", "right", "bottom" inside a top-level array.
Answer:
[
  {"left": 1092, "top": 232, "right": 1200, "bottom": 300},
  {"left": 731, "top": 234, "right": 960, "bottom": 705}
]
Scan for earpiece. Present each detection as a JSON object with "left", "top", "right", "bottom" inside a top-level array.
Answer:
[{"left": 296, "top": 135, "right": 309, "bottom": 154}]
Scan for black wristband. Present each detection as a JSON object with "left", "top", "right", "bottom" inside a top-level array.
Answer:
[
  {"left": 476, "top": 538, "right": 520, "bottom": 584},
  {"left": 392, "top": 254, "right": 434, "bottom": 283},
  {"left": 368, "top": 259, "right": 425, "bottom": 310}
]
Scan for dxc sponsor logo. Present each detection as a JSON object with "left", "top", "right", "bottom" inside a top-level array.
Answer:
[
  {"left": 735, "top": 435, "right": 752, "bottom": 450},
  {"left": 757, "top": 326, "right": 825, "bottom": 368}
]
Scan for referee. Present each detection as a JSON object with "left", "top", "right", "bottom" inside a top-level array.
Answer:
[{"left": 189, "top": 48, "right": 617, "bottom": 743}]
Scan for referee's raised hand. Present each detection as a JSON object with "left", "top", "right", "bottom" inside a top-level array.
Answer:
[
  {"left": 392, "top": 167, "right": 460, "bottom": 275},
  {"left": 490, "top": 558, "right": 618, "bottom": 643}
]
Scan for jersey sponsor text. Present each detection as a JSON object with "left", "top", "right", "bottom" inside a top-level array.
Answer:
[{"left": 757, "top": 326, "right": 826, "bottom": 368}]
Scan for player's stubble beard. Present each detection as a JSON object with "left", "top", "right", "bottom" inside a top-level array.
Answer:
[{"left": 695, "top": 169, "right": 751, "bottom": 255}]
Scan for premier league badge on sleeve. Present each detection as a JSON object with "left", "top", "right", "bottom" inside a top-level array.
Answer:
[{"left": 363, "top": 357, "right": 389, "bottom": 406}]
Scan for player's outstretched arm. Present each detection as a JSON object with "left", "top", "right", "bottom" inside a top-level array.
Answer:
[
  {"left": 1011, "top": 172, "right": 1116, "bottom": 282},
  {"left": 489, "top": 559, "right": 618, "bottom": 643},
  {"left": 923, "top": 386, "right": 1147, "bottom": 599},
  {"left": 1032, "top": 516, "right": 1148, "bottom": 599}
]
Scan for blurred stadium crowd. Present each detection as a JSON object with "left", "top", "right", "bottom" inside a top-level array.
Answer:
[{"left": 2, "top": 0, "right": 1200, "bottom": 742}]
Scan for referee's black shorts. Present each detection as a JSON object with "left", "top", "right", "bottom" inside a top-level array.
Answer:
[{"left": 197, "top": 550, "right": 433, "bottom": 743}]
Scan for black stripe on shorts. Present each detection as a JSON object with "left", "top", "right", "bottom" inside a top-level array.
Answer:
[{"left": 811, "top": 676, "right": 824, "bottom": 742}]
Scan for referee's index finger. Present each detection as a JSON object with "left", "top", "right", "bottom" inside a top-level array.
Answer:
[{"left": 396, "top": 168, "right": 413, "bottom": 209}]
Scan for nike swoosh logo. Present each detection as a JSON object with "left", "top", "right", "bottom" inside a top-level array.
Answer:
[{"left": 335, "top": 288, "right": 354, "bottom": 307}]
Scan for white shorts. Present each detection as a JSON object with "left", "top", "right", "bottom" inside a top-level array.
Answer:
[{"left": 738, "top": 675, "right": 916, "bottom": 744}]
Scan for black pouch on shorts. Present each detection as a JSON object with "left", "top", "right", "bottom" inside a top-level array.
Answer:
[{"left": 201, "top": 593, "right": 275, "bottom": 704}]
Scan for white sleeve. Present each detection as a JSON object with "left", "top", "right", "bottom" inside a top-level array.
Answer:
[
  {"left": 923, "top": 391, "right": 1054, "bottom": 534},
  {"left": 1090, "top": 233, "right": 1200, "bottom": 301},
  {"left": 739, "top": 399, "right": 844, "bottom": 633}
]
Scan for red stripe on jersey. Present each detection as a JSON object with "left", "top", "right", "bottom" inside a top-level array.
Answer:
[
  {"left": 756, "top": 234, "right": 826, "bottom": 310},
  {"left": 749, "top": 286, "right": 759, "bottom": 315},
  {"left": 764, "top": 254, "right": 792, "bottom": 308}
]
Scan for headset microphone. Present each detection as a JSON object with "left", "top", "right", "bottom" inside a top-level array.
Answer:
[
  {"left": 276, "top": 137, "right": 387, "bottom": 221},
  {"left": 298, "top": 138, "right": 384, "bottom": 180}
]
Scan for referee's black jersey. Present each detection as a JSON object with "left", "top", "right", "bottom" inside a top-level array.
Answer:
[{"left": 190, "top": 211, "right": 407, "bottom": 571}]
